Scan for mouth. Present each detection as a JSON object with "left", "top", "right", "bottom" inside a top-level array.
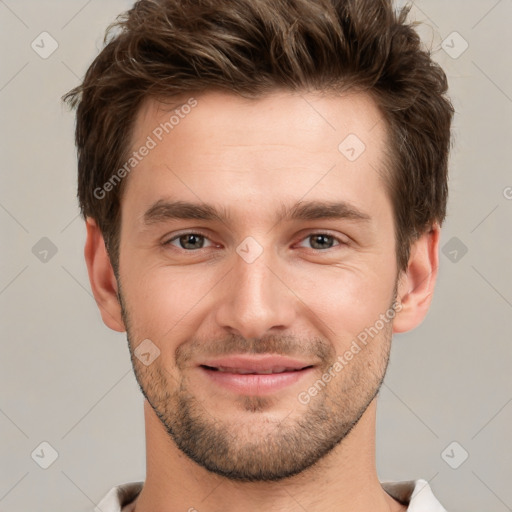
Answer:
[
  {"left": 198, "top": 355, "right": 316, "bottom": 395},
  {"left": 202, "top": 365, "right": 311, "bottom": 374}
]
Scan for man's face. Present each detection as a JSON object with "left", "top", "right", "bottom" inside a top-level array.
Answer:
[{"left": 117, "top": 91, "right": 399, "bottom": 481}]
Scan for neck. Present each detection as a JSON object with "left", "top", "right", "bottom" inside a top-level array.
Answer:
[{"left": 132, "top": 399, "right": 404, "bottom": 512}]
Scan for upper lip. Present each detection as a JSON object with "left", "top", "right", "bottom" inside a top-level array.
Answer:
[{"left": 199, "top": 354, "right": 315, "bottom": 373}]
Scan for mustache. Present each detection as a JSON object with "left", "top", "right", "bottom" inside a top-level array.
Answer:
[{"left": 175, "top": 333, "right": 336, "bottom": 369}]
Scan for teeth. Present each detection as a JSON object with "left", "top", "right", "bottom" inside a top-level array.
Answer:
[{"left": 214, "top": 366, "right": 296, "bottom": 374}]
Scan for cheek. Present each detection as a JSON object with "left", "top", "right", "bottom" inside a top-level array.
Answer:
[
  {"left": 121, "top": 265, "right": 218, "bottom": 341},
  {"left": 295, "top": 261, "right": 396, "bottom": 343}
]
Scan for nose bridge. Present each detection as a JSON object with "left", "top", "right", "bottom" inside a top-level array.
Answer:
[{"left": 214, "top": 242, "right": 295, "bottom": 339}]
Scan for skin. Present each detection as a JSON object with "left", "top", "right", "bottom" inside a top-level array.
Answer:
[{"left": 85, "top": 90, "right": 439, "bottom": 512}]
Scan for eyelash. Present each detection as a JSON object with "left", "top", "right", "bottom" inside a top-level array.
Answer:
[{"left": 162, "top": 231, "right": 348, "bottom": 252}]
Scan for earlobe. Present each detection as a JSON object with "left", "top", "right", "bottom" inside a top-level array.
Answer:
[
  {"left": 393, "top": 225, "right": 440, "bottom": 334},
  {"left": 84, "top": 217, "right": 126, "bottom": 332}
]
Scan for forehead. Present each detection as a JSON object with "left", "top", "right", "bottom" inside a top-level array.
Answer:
[
  {"left": 123, "top": 90, "right": 390, "bottom": 223},
  {"left": 131, "top": 90, "right": 386, "bottom": 155}
]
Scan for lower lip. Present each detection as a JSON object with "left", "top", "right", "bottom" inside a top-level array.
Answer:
[{"left": 199, "top": 366, "right": 315, "bottom": 395}]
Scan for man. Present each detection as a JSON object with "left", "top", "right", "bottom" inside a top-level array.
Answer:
[{"left": 64, "top": 0, "right": 453, "bottom": 510}]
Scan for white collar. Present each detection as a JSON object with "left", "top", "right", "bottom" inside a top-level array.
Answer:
[{"left": 96, "top": 479, "right": 446, "bottom": 511}]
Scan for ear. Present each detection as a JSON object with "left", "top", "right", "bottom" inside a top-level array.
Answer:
[
  {"left": 393, "top": 224, "right": 440, "bottom": 333},
  {"left": 84, "top": 217, "right": 126, "bottom": 332}
]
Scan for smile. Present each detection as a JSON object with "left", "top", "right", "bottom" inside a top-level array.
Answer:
[{"left": 198, "top": 355, "right": 316, "bottom": 395}]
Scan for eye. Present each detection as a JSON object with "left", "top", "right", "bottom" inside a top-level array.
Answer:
[
  {"left": 165, "top": 233, "right": 214, "bottom": 250},
  {"left": 298, "top": 233, "right": 343, "bottom": 250}
]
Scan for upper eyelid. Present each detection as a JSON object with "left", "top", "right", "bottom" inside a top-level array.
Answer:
[
  {"left": 296, "top": 233, "right": 348, "bottom": 249},
  {"left": 164, "top": 230, "right": 215, "bottom": 246}
]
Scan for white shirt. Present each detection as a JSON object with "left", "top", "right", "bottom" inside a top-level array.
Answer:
[{"left": 94, "top": 479, "right": 447, "bottom": 511}]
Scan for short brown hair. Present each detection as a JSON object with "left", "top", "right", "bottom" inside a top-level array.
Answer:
[{"left": 64, "top": 0, "right": 453, "bottom": 273}]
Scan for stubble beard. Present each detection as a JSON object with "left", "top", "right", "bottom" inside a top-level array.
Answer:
[{"left": 119, "top": 286, "right": 395, "bottom": 482}]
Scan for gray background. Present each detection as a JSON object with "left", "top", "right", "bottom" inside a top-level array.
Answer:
[{"left": 0, "top": 1, "right": 511, "bottom": 511}]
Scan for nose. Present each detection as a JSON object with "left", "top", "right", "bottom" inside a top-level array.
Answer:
[{"left": 214, "top": 247, "right": 297, "bottom": 340}]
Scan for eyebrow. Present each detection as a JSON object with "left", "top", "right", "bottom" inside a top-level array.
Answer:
[{"left": 142, "top": 199, "right": 371, "bottom": 226}]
